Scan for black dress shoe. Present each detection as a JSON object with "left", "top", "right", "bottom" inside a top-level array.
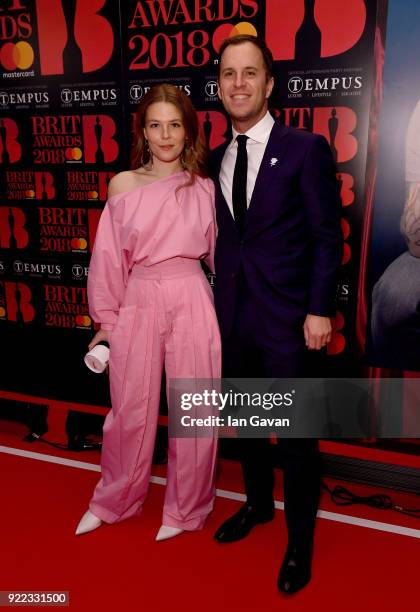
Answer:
[
  {"left": 214, "top": 503, "right": 274, "bottom": 543},
  {"left": 278, "top": 540, "right": 313, "bottom": 595}
]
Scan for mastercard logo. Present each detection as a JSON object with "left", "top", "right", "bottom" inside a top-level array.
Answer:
[
  {"left": 65, "top": 147, "right": 83, "bottom": 161},
  {"left": 88, "top": 190, "right": 99, "bottom": 200},
  {"left": 26, "top": 189, "right": 35, "bottom": 198},
  {"left": 71, "top": 238, "right": 88, "bottom": 250},
  {"left": 76, "top": 315, "right": 91, "bottom": 327},
  {"left": 0, "top": 307, "right": 6, "bottom": 317},
  {"left": 0, "top": 41, "right": 34, "bottom": 71},
  {"left": 212, "top": 22, "right": 258, "bottom": 53}
]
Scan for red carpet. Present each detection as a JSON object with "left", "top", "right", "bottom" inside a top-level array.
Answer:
[{"left": 1, "top": 420, "right": 419, "bottom": 611}]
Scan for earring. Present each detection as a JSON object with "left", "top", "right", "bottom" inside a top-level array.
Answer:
[
  {"left": 181, "top": 139, "right": 194, "bottom": 168},
  {"left": 141, "top": 139, "right": 153, "bottom": 167}
]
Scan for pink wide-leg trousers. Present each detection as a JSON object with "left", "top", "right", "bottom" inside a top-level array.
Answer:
[{"left": 89, "top": 258, "right": 221, "bottom": 530}]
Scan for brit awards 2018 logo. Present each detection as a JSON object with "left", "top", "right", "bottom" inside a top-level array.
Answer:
[
  {"left": 126, "top": 0, "right": 261, "bottom": 70},
  {"left": 31, "top": 114, "right": 119, "bottom": 164},
  {"left": 43, "top": 283, "right": 91, "bottom": 329},
  {"left": 0, "top": 206, "right": 29, "bottom": 248},
  {"left": 66, "top": 170, "right": 115, "bottom": 202},
  {"left": 38, "top": 207, "right": 89, "bottom": 253},
  {"left": 5, "top": 170, "right": 55, "bottom": 200}
]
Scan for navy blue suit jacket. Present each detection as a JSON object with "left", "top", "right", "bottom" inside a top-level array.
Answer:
[{"left": 211, "top": 121, "right": 343, "bottom": 341}]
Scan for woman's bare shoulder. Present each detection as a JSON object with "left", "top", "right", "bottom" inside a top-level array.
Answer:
[{"left": 107, "top": 169, "right": 151, "bottom": 199}]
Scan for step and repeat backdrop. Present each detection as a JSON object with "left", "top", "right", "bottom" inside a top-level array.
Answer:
[{"left": 3, "top": 0, "right": 416, "bottom": 415}]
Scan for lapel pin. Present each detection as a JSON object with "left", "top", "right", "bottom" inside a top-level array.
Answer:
[{"left": 270, "top": 157, "right": 278, "bottom": 167}]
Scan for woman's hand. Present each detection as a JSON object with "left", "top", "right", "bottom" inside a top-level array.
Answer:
[{"left": 88, "top": 328, "right": 111, "bottom": 352}]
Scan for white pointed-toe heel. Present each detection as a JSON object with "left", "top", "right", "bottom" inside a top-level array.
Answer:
[
  {"left": 155, "top": 525, "right": 184, "bottom": 541},
  {"left": 75, "top": 509, "right": 103, "bottom": 536}
]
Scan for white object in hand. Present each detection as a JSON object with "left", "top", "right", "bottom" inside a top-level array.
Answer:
[{"left": 84, "top": 344, "right": 109, "bottom": 373}]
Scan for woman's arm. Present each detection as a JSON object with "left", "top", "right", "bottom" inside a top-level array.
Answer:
[
  {"left": 203, "top": 178, "right": 217, "bottom": 273},
  {"left": 87, "top": 196, "right": 129, "bottom": 334}
]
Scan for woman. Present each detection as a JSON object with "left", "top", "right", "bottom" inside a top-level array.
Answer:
[{"left": 76, "top": 84, "right": 221, "bottom": 541}]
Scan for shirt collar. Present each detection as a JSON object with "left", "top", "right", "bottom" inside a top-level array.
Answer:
[{"left": 230, "top": 111, "right": 275, "bottom": 147}]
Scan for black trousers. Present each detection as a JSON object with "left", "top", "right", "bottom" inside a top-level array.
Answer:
[{"left": 221, "top": 281, "right": 322, "bottom": 544}]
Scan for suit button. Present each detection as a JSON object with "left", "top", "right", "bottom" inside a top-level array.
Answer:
[
  {"left": 231, "top": 272, "right": 236, "bottom": 278},
  {"left": 240, "top": 240, "right": 244, "bottom": 245}
]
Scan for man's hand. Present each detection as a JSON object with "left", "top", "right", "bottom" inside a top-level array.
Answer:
[
  {"left": 88, "top": 328, "right": 111, "bottom": 352},
  {"left": 303, "top": 314, "right": 332, "bottom": 350}
]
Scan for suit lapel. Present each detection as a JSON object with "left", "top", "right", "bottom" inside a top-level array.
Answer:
[
  {"left": 212, "top": 122, "right": 290, "bottom": 235},
  {"left": 243, "top": 122, "right": 289, "bottom": 232}
]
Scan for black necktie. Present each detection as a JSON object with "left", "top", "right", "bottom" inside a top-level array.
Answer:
[{"left": 232, "top": 134, "right": 248, "bottom": 230}]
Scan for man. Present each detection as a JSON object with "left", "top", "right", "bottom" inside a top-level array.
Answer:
[{"left": 211, "top": 35, "right": 342, "bottom": 594}]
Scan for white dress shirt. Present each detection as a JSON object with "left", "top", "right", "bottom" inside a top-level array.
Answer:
[{"left": 219, "top": 111, "right": 275, "bottom": 217}]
